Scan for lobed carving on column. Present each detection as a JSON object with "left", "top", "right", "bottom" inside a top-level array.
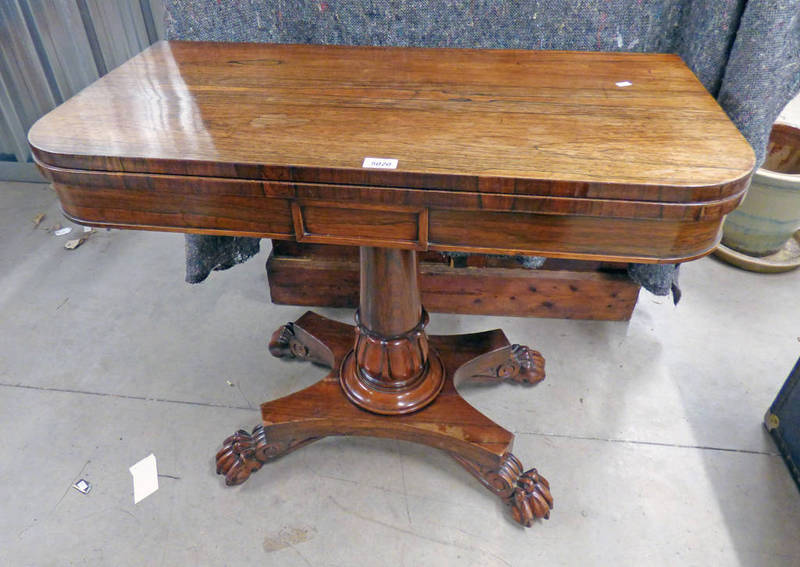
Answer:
[
  {"left": 340, "top": 309, "right": 445, "bottom": 415},
  {"left": 354, "top": 309, "right": 430, "bottom": 389}
]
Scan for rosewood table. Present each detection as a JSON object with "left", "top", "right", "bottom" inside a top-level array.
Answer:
[{"left": 30, "top": 41, "right": 754, "bottom": 527}]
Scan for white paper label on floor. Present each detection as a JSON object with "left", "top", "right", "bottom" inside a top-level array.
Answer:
[
  {"left": 54, "top": 227, "right": 72, "bottom": 236},
  {"left": 362, "top": 157, "right": 398, "bottom": 169},
  {"left": 129, "top": 453, "right": 159, "bottom": 504}
]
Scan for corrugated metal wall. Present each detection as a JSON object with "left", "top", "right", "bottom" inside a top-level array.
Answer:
[{"left": 0, "top": 0, "right": 164, "bottom": 181}]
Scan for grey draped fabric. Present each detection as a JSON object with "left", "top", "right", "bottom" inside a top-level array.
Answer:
[
  {"left": 167, "top": 1, "right": 800, "bottom": 298},
  {"left": 184, "top": 235, "right": 261, "bottom": 284}
]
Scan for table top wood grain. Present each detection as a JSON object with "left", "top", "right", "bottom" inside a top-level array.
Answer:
[
  {"left": 30, "top": 41, "right": 755, "bottom": 263},
  {"left": 30, "top": 41, "right": 753, "bottom": 200}
]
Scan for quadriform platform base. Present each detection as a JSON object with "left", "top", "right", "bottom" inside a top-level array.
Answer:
[{"left": 217, "top": 246, "right": 554, "bottom": 527}]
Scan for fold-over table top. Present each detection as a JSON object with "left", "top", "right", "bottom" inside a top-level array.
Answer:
[
  {"left": 30, "top": 41, "right": 753, "bottom": 200},
  {"left": 29, "top": 41, "right": 755, "bottom": 263}
]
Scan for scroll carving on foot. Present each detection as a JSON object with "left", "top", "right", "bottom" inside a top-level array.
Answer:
[
  {"left": 452, "top": 452, "right": 553, "bottom": 527},
  {"left": 215, "top": 424, "right": 315, "bottom": 486},
  {"left": 459, "top": 344, "right": 546, "bottom": 386},
  {"left": 269, "top": 323, "right": 309, "bottom": 360},
  {"left": 268, "top": 322, "right": 333, "bottom": 366}
]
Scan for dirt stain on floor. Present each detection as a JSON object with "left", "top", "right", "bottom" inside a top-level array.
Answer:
[{"left": 263, "top": 525, "right": 317, "bottom": 552}]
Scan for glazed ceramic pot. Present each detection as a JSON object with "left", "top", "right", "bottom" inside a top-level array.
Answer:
[{"left": 722, "top": 123, "right": 800, "bottom": 256}]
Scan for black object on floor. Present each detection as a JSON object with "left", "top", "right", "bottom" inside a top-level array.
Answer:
[{"left": 766, "top": 356, "right": 800, "bottom": 492}]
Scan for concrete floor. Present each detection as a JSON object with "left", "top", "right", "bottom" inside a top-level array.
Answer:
[{"left": 1, "top": 97, "right": 800, "bottom": 566}]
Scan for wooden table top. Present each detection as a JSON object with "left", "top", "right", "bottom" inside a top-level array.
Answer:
[{"left": 30, "top": 41, "right": 755, "bottom": 263}]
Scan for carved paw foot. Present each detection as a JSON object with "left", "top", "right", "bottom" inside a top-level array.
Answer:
[
  {"left": 509, "top": 468, "right": 553, "bottom": 526},
  {"left": 268, "top": 322, "right": 333, "bottom": 366},
  {"left": 462, "top": 344, "right": 545, "bottom": 386},
  {"left": 215, "top": 425, "right": 269, "bottom": 486},
  {"left": 491, "top": 453, "right": 552, "bottom": 526},
  {"left": 503, "top": 344, "right": 545, "bottom": 385},
  {"left": 216, "top": 424, "right": 317, "bottom": 485},
  {"left": 452, "top": 452, "right": 553, "bottom": 527},
  {"left": 269, "top": 323, "right": 310, "bottom": 360}
]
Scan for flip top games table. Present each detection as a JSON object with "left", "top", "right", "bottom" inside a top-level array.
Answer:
[{"left": 30, "top": 41, "right": 754, "bottom": 526}]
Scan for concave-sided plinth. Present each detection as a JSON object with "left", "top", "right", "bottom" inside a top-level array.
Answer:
[{"left": 216, "top": 247, "right": 553, "bottom": 526}]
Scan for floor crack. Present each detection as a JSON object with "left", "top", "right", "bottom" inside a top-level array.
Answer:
[
  {"left": 0, "top": 382, "right": 254, "bottom": 411},
  {"left": 515, "top": 430, "right": 779, "bottom": 456}
]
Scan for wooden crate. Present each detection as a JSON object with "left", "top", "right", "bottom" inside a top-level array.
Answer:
[{"left": 267, "top": 241, "right": 640, "bottom": 321}]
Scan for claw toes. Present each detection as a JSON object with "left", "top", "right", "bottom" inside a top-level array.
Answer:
[
  {"left": 215, "top": 427, "right": 266, "bottom": 486},
  {"left": 215, "top": 449, "right": 235, "bottom": 474},
  {"left": 509, "top": 468, "right": 553, "bottom": 526}
]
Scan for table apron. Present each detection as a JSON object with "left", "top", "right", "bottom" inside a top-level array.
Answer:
[{"left": 40, "top": 164, "right": 740, "bottom": 263}]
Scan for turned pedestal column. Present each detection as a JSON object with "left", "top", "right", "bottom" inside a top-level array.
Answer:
[{"left": 340, "top": 247, "right": 445, "bottom": 414}]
